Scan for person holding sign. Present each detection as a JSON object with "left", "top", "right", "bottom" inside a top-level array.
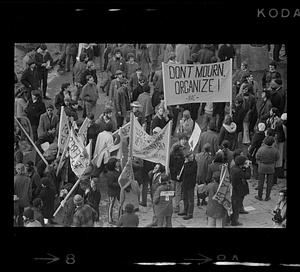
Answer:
[{"left": 153, "top": 174, "right": 175, "bottom": 227}]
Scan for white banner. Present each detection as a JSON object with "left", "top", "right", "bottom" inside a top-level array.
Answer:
[
  {"left": 69, "top": 128, "right": 90, "bottom": 177},
  {"left": 188, "top": 122, "right": 201, "bottom": 151},
  {"left": 77, "top": 117, "right": 90, "bottom": 146},
  {"left": 162, "top": 60, "right": 232, "bottom": 106},
  {"left": 57, "top": 106, "right": 70, "bottom": 155},
  {"left": 132, "top": 117, "right": 171, "bottom": 166}
]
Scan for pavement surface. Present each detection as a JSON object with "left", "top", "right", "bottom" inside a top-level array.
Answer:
[{"left": 15, "top": 44, "right": 287, "bottom": 227}]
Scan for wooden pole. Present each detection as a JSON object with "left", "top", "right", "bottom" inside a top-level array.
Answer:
[
  {"left": 53, "top": 177, "right": 81, "bottom": 217},
  {"left": 229, "top": 58, "right": 233, "bottom": 116},
  {"left": 14, "top": 116, "right": 48, "bottom": 166},
  {"left": 165, "top": 120, "right": 173, "bottom": 175},
  {"left": 57, "top": 106, "right": 64, "bottom": 158}
]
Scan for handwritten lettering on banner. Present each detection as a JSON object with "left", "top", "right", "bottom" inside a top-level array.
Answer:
[
  {"left": 69, "top": 129, "right": 89, "bottom": 177},
  {"left": 162, "top": 60, "right": 232, "bottom": 106},
  {"left": 132, "top": 117, "right": 170, "bottom": 166},
  {"left": 57, "top": 107, "right": 70, "bottom": 153}
]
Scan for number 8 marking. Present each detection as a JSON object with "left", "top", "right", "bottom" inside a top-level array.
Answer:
[{"left": 66, "top": 254, "right": 75, "bottom": 264}]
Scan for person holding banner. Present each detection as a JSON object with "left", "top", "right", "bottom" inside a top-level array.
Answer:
[
  {"left": 176, "top": 110, "right": 194, "bottom": 138},
  {"left": 151, "top": 105, "right": 168, "bottom": 133},
  {"left": 206, "top": 172, "right": 227, "bottom": 227}
]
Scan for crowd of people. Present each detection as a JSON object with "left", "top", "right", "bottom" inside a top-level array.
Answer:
[{"left": 14, "top": 43, "right": 287, "bottom": 227}]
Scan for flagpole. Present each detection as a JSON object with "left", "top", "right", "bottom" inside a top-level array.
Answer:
[
  {"left": 165, "top": 120, "right": 172, "bottom": 175},
  {"left": 229, "top": 58, "right": 233, "bottom": 116},
  {"left": 14, "top": 116, "right": 49, "bottom": 166},
  {"left": 89, "top": 139, "right": 92, "bottom": 163},
  {"left": 57, "top": 106, "right": 64, "bottom": 158},
  {"left": 53, "top": 177, "right": 81, "bottom": 217},
  {"left": 128, "top": 111, "right": 134, "bottom": 161}
]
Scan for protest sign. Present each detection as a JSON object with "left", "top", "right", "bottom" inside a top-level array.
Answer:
[
  {"left": 212, "top": 164, "right": 233, "bottom": 216},
  {"left": 162, "top": 60, "right": 232, "bottom": 106},
  {"left": 188, "top": 122, "right": 201, "bottom": 151},
  {"left": 57, "top": 106, "right": 69, "bottom": 155},
  {"left": 69, "top": 127, "right": 90, "bottom": 177},
  {"left": 132, "top": 117, "right": 171, "bottom": 166}
]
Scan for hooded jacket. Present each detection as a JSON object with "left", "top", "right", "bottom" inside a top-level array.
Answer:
[{"left": 218, "top": 122, "right": 237, "bottom": 150}]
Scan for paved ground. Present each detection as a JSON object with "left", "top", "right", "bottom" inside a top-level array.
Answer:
[{"left": 26, "top": 44, "right": 287, "bottom": 228}]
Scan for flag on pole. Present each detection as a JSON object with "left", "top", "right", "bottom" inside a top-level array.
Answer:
[
  {"left": 77, "top": 117, "right": 90, "bottom": 146},
  {"left": 118, "top": 158, "right": 135, "bottom": 189},
  {"left": 132, "top": 117, "right": 171, "bottom": 166},
  {"left": 212, "top": 164, "right": 233, "bottom": 216},
  {"left": 188, "top": 122, "right": 201, "bottom": 151},
  {"left": 57, "top": 106, "right": 70, "bottom": 155},
  {"left": 68, "top": 127, "right": 90, "bottom": 177}
]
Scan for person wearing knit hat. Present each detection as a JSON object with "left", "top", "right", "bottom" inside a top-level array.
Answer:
[{"left": 255, "top": 135, "right": 280, "bottom": 201}]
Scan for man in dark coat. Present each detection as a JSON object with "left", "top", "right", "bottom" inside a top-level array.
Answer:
[
  {"left": 269, "top": 79, "right": 286, "bottom": 116},
  {"left": 262, "top": 61, "right": 281, "bottom": 89},
  {"left": 255, "top": 136, "right": 280, "bottom": 201},
  {"left": 179, "top": 152, "right": 198, "bottom": 220},
  {"left": 218, "top": 44, "right": 235, "bottom": 61},
  {"left": 248, "top": 123, "right": 266, "bottom": 180},
  {"left": 256, "top": 89, "right": 273, "bottom": 125},
  {"left": 197, "top": 44, "right": 215, "bottom": 64},
  {"left": 20, "top": 60, "right": 40, "bottom": 101},
  {"left": 25, "top": 161, "right": 42, "bottom": 203},
  {"left": 105, "top": 158, "right": 121, "bottom": 224},
  {"left": 25, "top": 90, "right": 46, "bottom": 141},
  {"left": 169, "top": 134, "right": 188, "bottom": 213},
  {"left": 34, "top": 44, "right": 53, "bottom": 99},
  {"left": 230, "top": 155, "right": 249, "bottom": 226},
  {"left": 114, "top": 78, "right": 130, "bottom": 128}
]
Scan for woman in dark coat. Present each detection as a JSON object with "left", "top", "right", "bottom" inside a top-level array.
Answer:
[
  {"left": 218, "top": 114, "right": 237, "bottom": 151},
  {"left": 38, "top": 177, "right": 56, "bottom": 223}
]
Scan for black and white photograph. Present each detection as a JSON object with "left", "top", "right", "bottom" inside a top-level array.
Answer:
[{"left": 14, "top": 43, "right": 287, "bottom": 228}]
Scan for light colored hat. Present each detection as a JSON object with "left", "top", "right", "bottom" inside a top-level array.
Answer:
[
  {"left": 41, "top": 142, "right": 50, "bottom": 152},
  {"left": 258, "top": 123, "right": 266, "bottom": 132},
  {"left": 153, "top": 127, "right": 162, "bottom": 134},
  {"left": 281, "top": 113, "right": 287, "bottom": 121},
  {"left": 130, "top": 101, "right": 142, "bottom": 108}
]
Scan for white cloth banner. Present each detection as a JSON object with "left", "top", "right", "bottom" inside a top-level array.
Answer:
[
  {"left": 57, "top": 106, "right": 70, "bottom": 154},
  {"left": 188, "top": 122, "right": 201, "bottom": 151},
  {"left": 132, "top": 117, "right": 171, "bottom": 166},
  {"left": 69, "top": 128, "right": 90, "bottom": 177},
  {"left": 162, "top": 60, "right": 232, "bottom": 106},
  {"left": 77, "top": 117, "right": 90, "bottom": 146}
]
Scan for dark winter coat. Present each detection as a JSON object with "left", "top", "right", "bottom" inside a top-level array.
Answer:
[
  {"left": 206, "top": 162, "right": 223, "bottom": 183},
  {"left": 73, "top": 61, "right": 87, "bottom": 84},
  {"left": 153, "top": 182, "right": 174, "bottom": 217},
  {"left": 181, "top": 159, "right": 198, "bottom": 190},
  {"left": 20, "top": 67, "right": 40, "bottom": 91},
  {"left": 270, "top": 89, "right": 285, "bottom": 115},
  {"left": 255, "top": 144, "right": 280, "bottom": 174},
  {"left": 197, "top": 48, "right": 215, "bottom": 64},
  {"left": 230, "top": 165, "right": 249, "bottom": 198},
  {"left": 115, "top": 86, "right": 130, "bottom": 117},
  {"left": 25, "top": 98, "right": 46, "bottom": 127},
  {"left": 151, "top": 115, "right": 167, "bottom": 131},
  {"left": 34, "top": 51, "right": 53, "bottom": 74},
  {"left": 169, "top": 144, "right": 185, "bottom": 181},
  {"left": 106, "top": 169, "right": 121, "bottom": 198},
  {"left": 195, "top": 152, "right": 213, "bottom": 184},
  {"left": 14, "top": 174, "right": 32, "bottom": 208},
  {"left": 39, "top": 186, "right": 55, "bottom": 219},
  {"left": 248, "top": 131, "right": 265, "bottom": 164},
  {"left": 106, "top": 57, "right": 127, "bottom": 78},
  {"left": 218, "top": 123, "right": 237, "bottom": 151},
  {"left": 198, "top": 129, "right": 219, "bottom": 156},
  {"left": 206, "top": 181, "right": 227, "bottom": 219},
  {"left": 72, "top": 204, "right": 97, "bottom": 227},
  {"left": 86, "top": 188, "right": 101, "bottom": 214},
  {"left": 232, "top": 104, "right": 246, "bottom": 133}
]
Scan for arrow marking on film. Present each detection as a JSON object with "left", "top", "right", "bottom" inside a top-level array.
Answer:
[
  {"left": 184, "top": 253, "right": 213, "bottom": 265},
  {"left": 34, "top": 253, "right": 60, "bottom": 264}
]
